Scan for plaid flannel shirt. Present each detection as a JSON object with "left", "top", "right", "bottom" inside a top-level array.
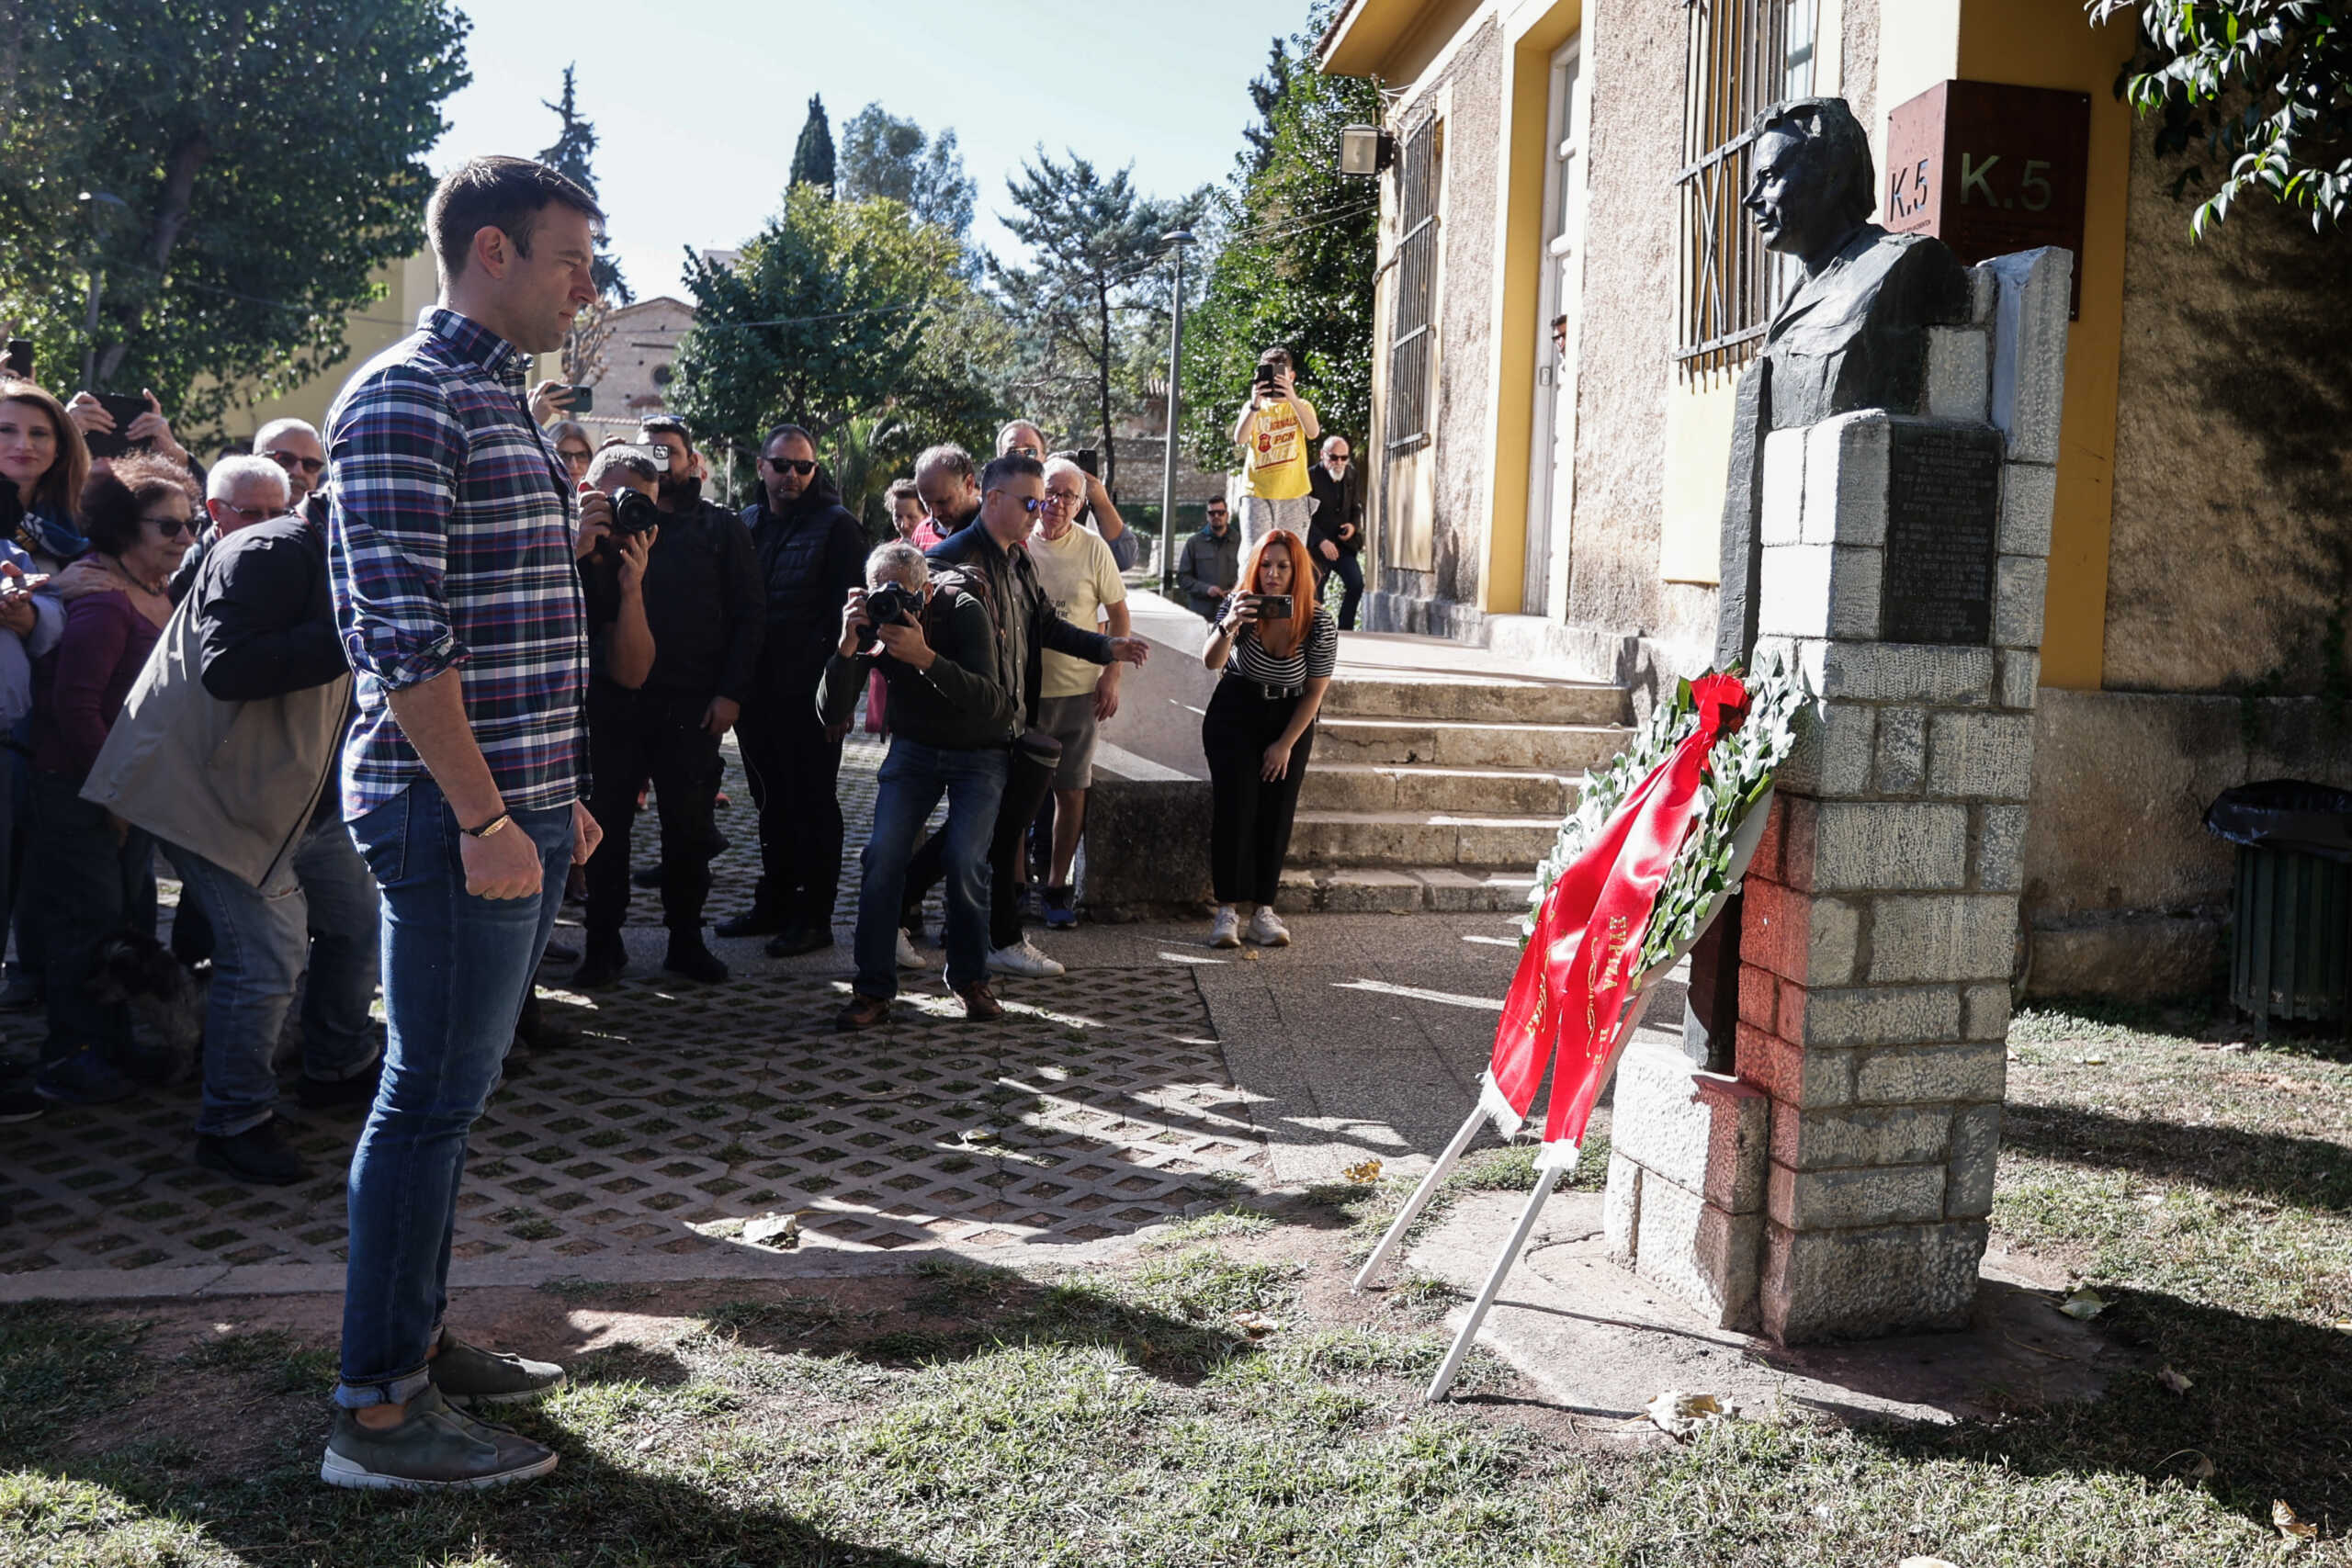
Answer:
[{"left": 326, "top": 308, "right": 587, "bottom": 819}]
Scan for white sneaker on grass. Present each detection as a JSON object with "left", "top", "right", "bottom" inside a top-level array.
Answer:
[
  {"left": 989, "top": 938, "right": 1066, "bottom": 978},
  {"left": 1209, "top": 906, "right": 1242, "bottom": 949},
  {"left": 896, "top": 929, "right": 932, "bottom": 970},
  {"left": 1247, "top": 907, "right": 1291, "bottom": 947}
]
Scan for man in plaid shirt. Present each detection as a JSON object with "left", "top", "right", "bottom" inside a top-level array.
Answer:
[{"left": 320, "top": 155, "right": 611, "bottom": 1494}]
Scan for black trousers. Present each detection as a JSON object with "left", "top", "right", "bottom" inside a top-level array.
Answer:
[
  {"left": 1202, "top": 680, "right": 1316, "bottom": 907},
  {"left": 584, "top": 684, "right": 723, "bottom": 938},
  {"left": 735, "top": 659, "right": 844, "bottom": 931},
  {"left": 904, "top": 741, "right": 1057, "bottom": 952}
]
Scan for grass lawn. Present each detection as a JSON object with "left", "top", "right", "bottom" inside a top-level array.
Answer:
[{"left": 3, "top": 999, "right": 2347, "bottom": 1566}]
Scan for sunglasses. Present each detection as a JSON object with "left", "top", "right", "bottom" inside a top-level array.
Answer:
[
  {"left": 558, "top": 446, "right": 593, "bottom": 466},
  {"left": 143, "top": 513, "right": 194, "bottom": 537},
  {"left": 763, "top": 457, "right": 816, "bottom": 477},
  {"left": 264, "top": 448, "right": 325, "bottom": 477}
]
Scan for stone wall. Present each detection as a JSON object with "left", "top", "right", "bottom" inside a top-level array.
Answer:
[{"left": 2105, "top": 118, "right": 2352, "bottom": 694}]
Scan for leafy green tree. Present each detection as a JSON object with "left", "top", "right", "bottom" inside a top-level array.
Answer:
[
  {"left": 669, "top": 186, "right": 996, "bottom": 466},
  {"left": 538, "top": 63, "right": 630, "bottom": 302},
  {"left": 2091, "top": 1, "right": 2351, "bottom": 235},
  {"left": 991, "top": 151, "right": 1203, "bottom": 496},
  {"left": 790, "top": 96, "right": 836, "bottom": 195},
  {"left": 1179, "top": 6, "right": 1381, "bottom": 469},
  {"left": 838, "top": 104, "right": 978, "bottom": 243},
  {"left": 0, "top": 0, "right": 469, "bottom": 434},
  {"left": 823, "top": 412, "right": 908, "bottom": 539}
]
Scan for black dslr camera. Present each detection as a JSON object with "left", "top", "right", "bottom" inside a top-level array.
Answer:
[
  {"left": 858, "top": 581, "right": 922, "bottom": 653},
  {"left": 611, "top": 487, "right": 662, "bottom": 538}
]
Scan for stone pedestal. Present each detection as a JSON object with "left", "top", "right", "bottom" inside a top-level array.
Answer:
[{"left": 1609, "top": 246, "right": 2072, "bottom": 1342}]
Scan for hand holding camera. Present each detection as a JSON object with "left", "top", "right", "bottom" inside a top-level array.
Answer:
[{"left": 615, "top": 524, "right": 657, "bottom": 595}]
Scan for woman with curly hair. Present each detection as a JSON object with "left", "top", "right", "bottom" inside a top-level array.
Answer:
[
  {"left": 27, "top": 454, "right": 197, "bottom": 1105},
  {"left": 1198, "top": 528, "right": 1337, "bottom": 951}
]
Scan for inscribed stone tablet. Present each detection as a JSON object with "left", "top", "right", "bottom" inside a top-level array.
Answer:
[{"left": 1880, "top": 423, "right": 2004, "bottom": 644}]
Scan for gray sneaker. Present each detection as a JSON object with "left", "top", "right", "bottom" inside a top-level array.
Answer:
[
  {"left": 428, "top": 1331, "right": 567, "bottom": 1406},
  {"left": 320, "top": 1384, "right": 557, "bottom": 1491}
]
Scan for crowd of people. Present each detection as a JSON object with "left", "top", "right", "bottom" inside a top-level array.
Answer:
[{"left": 0, "top": 152, "right": 1357, "bottom": 1490}]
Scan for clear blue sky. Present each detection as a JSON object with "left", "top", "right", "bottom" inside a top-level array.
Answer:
[{"left": 435, "top": 0, "right": 1316, "bottom": 299}]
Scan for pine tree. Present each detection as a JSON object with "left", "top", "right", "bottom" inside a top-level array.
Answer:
[
  {"left": 790, "top": 95, "right": 836, "bottom": 196},
  {"left": 537, "top": 64, "right": 630, "bottom": 302}
]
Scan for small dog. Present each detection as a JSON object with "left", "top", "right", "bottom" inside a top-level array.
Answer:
[{"left": 90, "top": 931, "right": 209, "bottom": 1085}]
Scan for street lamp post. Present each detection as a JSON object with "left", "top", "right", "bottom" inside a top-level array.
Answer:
[{"left": 1156, "top": 229, "right": 1193, "bottom": 597}]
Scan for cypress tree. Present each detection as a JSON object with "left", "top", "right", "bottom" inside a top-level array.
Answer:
[{"left": 790, "top": 95, "right": 836, "bottom": 196}]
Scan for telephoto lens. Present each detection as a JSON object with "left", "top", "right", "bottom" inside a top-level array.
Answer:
[
  {"left": 611, "top": 489, "right": 662, "bottom": 536},
  {"left": 857, "top": 581, "right": 922, "bottom": 653}
]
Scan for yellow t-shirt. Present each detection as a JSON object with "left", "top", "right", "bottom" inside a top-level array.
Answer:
[
  {"left": 1025, "top": 523, "right": 1128, "bottom": 699},
  {"left": 1242, "top": 398, "right": 1311, "bottom": 500}
]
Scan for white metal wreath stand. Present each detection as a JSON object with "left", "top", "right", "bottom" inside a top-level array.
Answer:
[{"left": 1353, "top": 785, "right": 1776, "bottom": 1404}]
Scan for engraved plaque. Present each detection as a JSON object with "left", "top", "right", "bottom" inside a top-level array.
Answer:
[{"left": 1881, "top": 423, "right": 2004, "bottom": 645}]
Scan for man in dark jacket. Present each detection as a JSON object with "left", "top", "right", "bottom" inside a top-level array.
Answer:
[
  {"left": 821, "top": 540, "right": 1017, "bottom": 1028},
  {"left": 1176, "top": 499, "right": 1241, "bottom": 620},
  {"left": 158, "top": 506, "right": 380, "bottom": 1186},
  {"left": 1306, "top": 436, "right": 1363, "bottom": 630},
  {"left": 723, "top": 422, "right": 865, "bottom": 957},
  {"left": 573, "top": 434, "right": 762, "bottom": 987},
  {"left": 922, "top": 454, "right": 1148, "bottom": 976}
]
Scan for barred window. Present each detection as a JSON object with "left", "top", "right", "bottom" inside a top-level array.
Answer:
[
  {"left": 1385, "top": 117, "right": 1442, "bottom": 455},
  {"left": 1674, "top": 0, "right": 1820, "bottom": 375}
]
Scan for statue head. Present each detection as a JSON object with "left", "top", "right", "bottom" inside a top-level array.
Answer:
[{"left": 1743, "top": 96, "right": 1876, "bottom": 265}]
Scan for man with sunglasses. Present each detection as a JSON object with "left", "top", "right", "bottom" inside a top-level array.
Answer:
[
  {"left": 255, "top": 418, "right": 330, "bottom": 525},
  {"left": 170, "top": 456, "right": 299, "bottom": 601},
  {"left": 724, "top": 422, "right": 865, "bottom": 956},
  {"left": 995, "top": 419, "right": 1137, "bottom": 572}
]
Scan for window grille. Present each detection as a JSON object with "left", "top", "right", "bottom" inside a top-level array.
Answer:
[
  {"left": 1385, "top": 118, "right": 1442, "bottom": 454},
  {"left": 1674, "top": 0, "right": 1819, "bottom": 375}
]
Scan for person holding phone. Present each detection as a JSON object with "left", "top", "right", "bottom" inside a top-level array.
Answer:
[
  {"left": 1229, "top": 346, "right": 1320, "bottom": 550},
  {"left": 1198, "top": 529, "right": 1336, "bottom": 951},
  {"left": 65, "top": 389, "right": 191, "bottom": 472}
]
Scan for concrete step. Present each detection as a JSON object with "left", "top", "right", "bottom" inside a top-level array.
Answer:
[
  {"left": 1298, "top": 761, "right": 1577, "bottom": 817},
  {"left": 1319, "top": 673, "right": 1627, "bottom": 727},
  {"left": 1271, "top": 865, "right": 1540, "bottom": 916},
  {"left": 1315, "top": 716, "right": 1629, "bottom": 773},
  {"left": 1289, "top": 809, "right": 1561, "bottom": 870}
]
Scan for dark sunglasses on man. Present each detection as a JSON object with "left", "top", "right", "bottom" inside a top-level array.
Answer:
[
  {"left": 264, "top": 448, "right": 326, "bottom": 478},
  {"left": 763, "top": 457, "right": 817, "bottom": 477}
]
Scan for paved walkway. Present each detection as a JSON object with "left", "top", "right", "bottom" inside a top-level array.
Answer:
[{"left": 1, "top": 734, "right": 1563, "bottom": 1301}]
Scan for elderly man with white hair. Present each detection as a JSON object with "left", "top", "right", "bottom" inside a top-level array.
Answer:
[
  {"left": 995, "top": 419, "right": 1137, "bottom": 571},
  {"left": 253, "top": 417, "right": 329, "bottom": 520},
  {"left": 167, "top": 455, "right": 293, "bottom": 600}
]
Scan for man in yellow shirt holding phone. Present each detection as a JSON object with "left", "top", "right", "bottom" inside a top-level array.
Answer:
[{"left": 1230, "top": 345, "right": 1320, "bottom": 549}]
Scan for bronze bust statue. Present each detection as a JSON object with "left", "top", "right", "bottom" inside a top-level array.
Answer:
[{"left": 1744, "top": 96, "right": 1970, "bottom": 429}]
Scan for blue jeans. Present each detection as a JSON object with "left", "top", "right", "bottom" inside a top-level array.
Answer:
[
  {"left": 854, "top": 739, "right": 1005, "bottom": 999},
  {"left": 335, "top": 780, "right": 574, "bottom": 1408},
  {"left": 166, "top": 812, "right": 382, "bottom": 1138}
]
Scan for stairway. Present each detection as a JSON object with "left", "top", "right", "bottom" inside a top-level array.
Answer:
[{"left": 1277, "top": 668, "right": 1633, "bottom": 914}]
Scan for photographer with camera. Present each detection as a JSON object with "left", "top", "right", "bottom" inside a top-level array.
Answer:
[
  {"left": 1229, "top": 347, "right": 1319, "bottom": 549},
  {"left": 997, "top": 419, "right": 1137, "bottom": 572},
  {"left": 571, "top": 444, "right": 744, "bottom": 987},
  {"left": 1198, "top": 530, "right": 1335, "bottom": 951},
  {"left": 820, "top": 541, "right": 1018, "bottom": 1029}
]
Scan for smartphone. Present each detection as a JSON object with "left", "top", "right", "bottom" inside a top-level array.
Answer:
[
  {"left": 82, "top": 392, "right": 153, "bottom": 459},
  {"left": 0, "top": 571, "right": 51, "bottom": 598},
  {"left": 2, "top": 341, "right": 30, "bottom": 378},
  {"left": 562, "top": 384, "right": 594, "bottom": 414},
  {"left": 1255, "top": 593, "right": 1293, "bottom": 621}
]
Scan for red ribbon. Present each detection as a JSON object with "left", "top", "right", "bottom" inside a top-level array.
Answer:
[{"left": 1488, "top": 673, "right": 1750, "bottom": 1149}]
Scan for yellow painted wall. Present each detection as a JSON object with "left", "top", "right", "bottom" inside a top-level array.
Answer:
[{"left": 1955, "top": 0, "right": 2136, "bottom": 690}]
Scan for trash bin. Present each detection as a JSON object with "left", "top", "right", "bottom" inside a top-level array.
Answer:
[{"left": 2204, "top": 781, "right": 2352, "bottom": 1032}]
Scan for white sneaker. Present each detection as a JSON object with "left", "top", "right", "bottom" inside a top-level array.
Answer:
[
  {"left": 1248, "top": 907, "right": 1291, "bottom": 947},
  {"left": 989, "top": 938, "right": 1065, "bottom": 979},
  {"left": 1208, "top": 906, "right": 1242, "bottom": 949},
  {"left": 896, "top": 929, "right": 931, "bottom": 970}
]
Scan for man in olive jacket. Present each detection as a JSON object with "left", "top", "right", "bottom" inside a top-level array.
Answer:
[
  {"left": 819, "top": 540, "right": 1016, "bottom": 1030},
  {"left": 84, "top": 509, "right": 380, "bottom": 1187}
]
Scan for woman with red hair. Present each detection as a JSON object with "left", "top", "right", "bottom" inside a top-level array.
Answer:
[{"left": 1198, "top": 528, "right": 1336, "bottom": 949}]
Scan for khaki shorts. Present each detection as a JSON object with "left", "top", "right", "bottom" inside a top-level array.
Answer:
[{"left": 1034, "top": 693, "right": 1100, "bottom": 791}]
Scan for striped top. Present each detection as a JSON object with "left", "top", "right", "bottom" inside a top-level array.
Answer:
[
  {"left": 326, "top": 308, "right": 588, "bottom": 818},
  {"left": 1224, "top": 606, "right": 1338, "bottom": 689}
]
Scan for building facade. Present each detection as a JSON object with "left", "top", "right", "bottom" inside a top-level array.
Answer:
[{"left": 1322, "top": 0, "right": 2352, "bottom": 999}]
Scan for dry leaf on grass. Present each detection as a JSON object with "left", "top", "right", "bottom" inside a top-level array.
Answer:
[
  {"left": 2273, "top": 1500, "right": 2318, "bottom": 1541},
  {"left": 1644, "top": 1390, "right": 1728, "bottom": 1438},
  {"left": 2057, "top": 1286, "right": 2109, "bottom": 1320},
  {"left": 2157, "top": 1365, "right": 2193, "bottom": 1393},
  {"left": 1232, "top": 1311, "right": 1283, "bottom": 1337},
  {"left": 1343, "top": 1159, "right": 1384, "bottom": 1185}
]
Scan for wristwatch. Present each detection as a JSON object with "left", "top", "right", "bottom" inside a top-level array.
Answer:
[{"left": 461, "top": 811, "right": 514, "bottom": 840}]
